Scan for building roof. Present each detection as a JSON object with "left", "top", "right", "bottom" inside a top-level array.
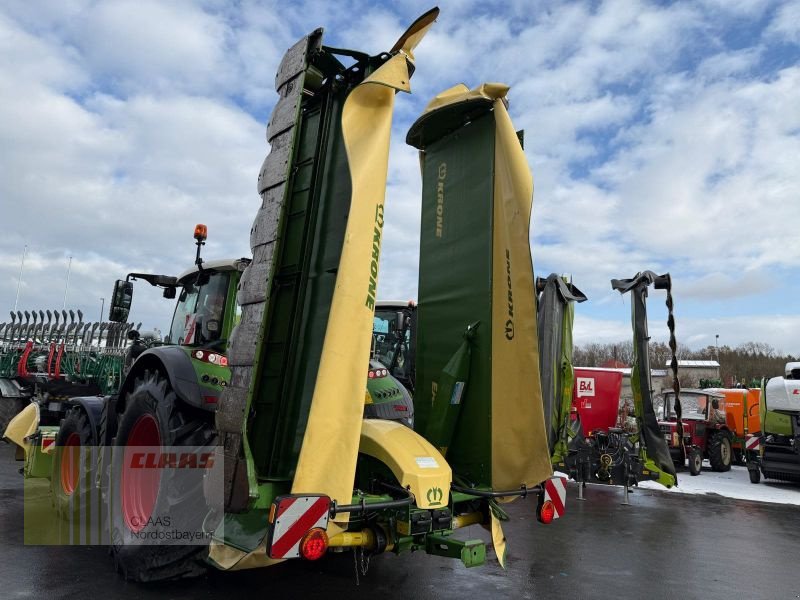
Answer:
[
  {"left": 665, "top": 359, "right": 720, "bottom": 368},
  {"left": 577, "top": 366, "right": 668, "bottom": 377}
]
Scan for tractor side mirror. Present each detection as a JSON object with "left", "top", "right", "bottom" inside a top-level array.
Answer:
[
  {"left": 109, "top": 280, "right": 133, "bottom": 323},
  {"left": 163, "top": 286, "right": 176, "bottom": 299},
  {"left": 395, "top": 311, "right": 405, "bottom": 333}
]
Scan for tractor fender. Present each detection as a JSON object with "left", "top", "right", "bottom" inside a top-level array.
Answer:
[
  {"left": 119, "top": 346, "right": 208, "bottom": 413},
  {"left": 63, "top": 396, "right": 108, "bottom": 446}
]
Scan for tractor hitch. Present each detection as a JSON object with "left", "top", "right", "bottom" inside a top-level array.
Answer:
[{"left": 425, "top": 534, "right": 486, "bottom": 568}]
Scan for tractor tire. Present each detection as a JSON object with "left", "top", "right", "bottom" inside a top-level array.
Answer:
[
  {"left": 708, "top": 433, "right": 732, "bottom": 472},
  {"left": 0, "top": 397, "right": 27, "bottom": 441},
  {"left": 51, "top": 406, "right": 96, "bottom": 523},
  {"left": 688, "top": 448, "right": 702, "bottom": 476},
  {"left": 748, "top": 467, "right": 761, "bottom": 484},
  {"left": 109, "top": 370, "right": 216, "bottom": 582},
  {"left": 673, "top": 447, "right": 687, "bottom": 471}
]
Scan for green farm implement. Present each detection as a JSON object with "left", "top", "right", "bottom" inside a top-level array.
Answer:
[{"left": 6, "top": 7, "right": 563, "bottom": 582}]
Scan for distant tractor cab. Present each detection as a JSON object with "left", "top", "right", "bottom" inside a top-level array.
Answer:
[
  {"left": 372, "top": 301, "right": 416, "bottom": 393},
  {"left": 660, "top": 389, "right": 733, "bottom": 475}
]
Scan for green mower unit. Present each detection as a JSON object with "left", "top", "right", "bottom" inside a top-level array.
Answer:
[
  {"left": 7, "top": 8, "right": 564, "bottom": 582},
  {"left": 605, "top": 271, "right": 679, "bottom": 489},
  {"left": 536, "top": 273, "right": 587, "bottom": 466}
]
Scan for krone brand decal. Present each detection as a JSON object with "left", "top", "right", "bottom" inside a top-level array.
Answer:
[
  {"left": 505, "top": 249, "right": 514, "bottom": 340},
  {"left": 426, "top": 486, "right": 444, "bottom": 505},
  {"left": 365, "top": 204, "right": 385, "bottom": 309},
  {"left": 435, "top": 163, "right": 446, "bottom": 238},
  {"left": 505, "top": 319, "right": 514, "bottom": 340}
]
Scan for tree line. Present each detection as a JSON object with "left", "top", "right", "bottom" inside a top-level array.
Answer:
[{"left": 573, "top": 341, "right": 797, "bottom": 388}]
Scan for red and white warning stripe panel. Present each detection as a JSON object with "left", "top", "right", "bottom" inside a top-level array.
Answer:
[
  {"left": 544, "top": 476, "right": 567, "bottom": 519},
  {"left": 40, "top": 431, "right": 57, "bottom": 453},
  {"left": 267, "top": 495, "right": 331, "bottom": 559},
  {"left": 745, "top": 435, "right": 761, "bottom": 452}
]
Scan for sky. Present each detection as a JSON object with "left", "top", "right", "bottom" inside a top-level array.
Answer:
[{"left": 1, "top": 0, "right": 798, "bottom": 359}]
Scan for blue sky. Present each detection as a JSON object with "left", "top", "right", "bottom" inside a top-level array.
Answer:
[{"left": 1, "top": 0, "right": 798, "bottom": 357}]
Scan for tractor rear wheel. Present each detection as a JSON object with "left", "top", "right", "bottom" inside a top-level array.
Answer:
[
  {"left": 51, "top": 407, "right": 95, "bottom": 523},
  {"left": 109, "top": 370, "right": 216, "bottom": 582},
  {"left": 688, "top": 447, "right": 702, "bottom": 476},
  {"left": 0, "top": 397, "right": 26, "bottom": 441},
  {"left": 708, "top": 433, "right": 732, "bottom": 472}
]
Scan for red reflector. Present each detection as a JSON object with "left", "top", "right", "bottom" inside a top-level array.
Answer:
[
  {"left": 538, "top": 499, "right": 555, "bottom": 524},
  {"left": 203, "top": 395, "right": 218, "bottom": 404},
  {"left": 392, "top": 404, "right": 408, "bottom": 411},
  {"left": 219, "top": 356, "right": 228, "bottom": 367},
  {"left": 300, "top": 527, "right": 328, "bottom": 561}
]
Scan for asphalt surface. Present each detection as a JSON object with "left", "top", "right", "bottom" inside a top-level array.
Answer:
[{"left": 1, "top": 443, "right": 798, "bottom": 600}]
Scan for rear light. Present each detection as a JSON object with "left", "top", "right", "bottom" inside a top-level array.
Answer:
[
  {"left": 392, "top": 404, "right": 408, "bottom": 412},
  {"left": 368, "top": 368, "right": 388, "bottom": 378},
  {"left": 538, "top": 499, "right": 555, "bottom": 524},
  {"left": 300, "top": 528, "right": 328, "bottom": 560},
  {"left": 194, "top": 349, "right": 228, "bottom": 367}
]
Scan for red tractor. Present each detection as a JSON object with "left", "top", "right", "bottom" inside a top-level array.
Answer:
[{"left": 659, "top": 389, "right": 733, "bottom": 475}]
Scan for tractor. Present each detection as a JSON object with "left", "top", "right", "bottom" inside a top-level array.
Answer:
[{"left": 659, "top": 388, "right": 733, "bottom": 475}]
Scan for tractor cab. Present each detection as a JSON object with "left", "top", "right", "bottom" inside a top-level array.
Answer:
[
  {"left": 165, "top": 259, "right": 246, "bottom": 352},
  {"left": 373, "top": 301, "right": 416, "bottom": 392},
  {"left": 660, "top": 389, "right": 719, "bottom": 422}
]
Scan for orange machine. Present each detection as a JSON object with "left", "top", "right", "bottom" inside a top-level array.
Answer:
[{"left": 707, "top": 388, "right": 761, "bottom": 452}]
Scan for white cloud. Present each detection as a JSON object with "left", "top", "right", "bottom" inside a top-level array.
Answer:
[
  {"left": 1, "top": 0, "right": 798, "bottom": 357},
  {"left": 765, "top": 0, "right": 800, "bottom": 43}
]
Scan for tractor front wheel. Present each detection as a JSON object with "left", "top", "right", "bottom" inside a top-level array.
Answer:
[
  {"left": 708, "top": 433, "right": 732, "bottom": 472},
  {"left": 109, "top": 370, "right": 216, "bottom": 582},
  {"left": 688, "top": 447, "right": 702, "bottom": 476},
  {"left": 51, "top": 406, "right": 96, "bottom": 522}
]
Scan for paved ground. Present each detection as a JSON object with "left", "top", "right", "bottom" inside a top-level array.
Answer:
[
  {"left": 1, "top": 444, "right": 798, "bottom": 600},
  {"left": 637, "top": 460, "right": 800, "bottom": 505}
]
